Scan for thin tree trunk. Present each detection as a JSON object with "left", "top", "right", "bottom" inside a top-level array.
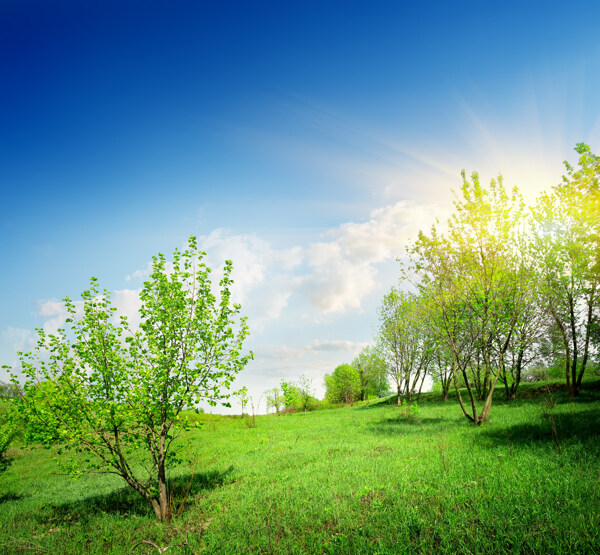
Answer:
[
  {"left": 442, "top": 366, "right": 452, "bottom": 401},
  {"left": 576, "top": 287, "right": 596, "bottom": 389},
  {"left": 568, "top": 293, "right": 580, "bottom": 397},
  {"left": 157, "top": 434, "right": 171, "bottom": 521},
  {"left": 551, "top": 306, "right": 573, "bottom": 396},
  {"left": 462, "top": 366, "right": 479, "bottom": 423},
  {"left": 480, "top": 365, "right": 502, "bottom": 423},
  {"left": 453, "top": 364, "right": 475, "bottom": 423},
  {"left": 442, "top": 383, "right": 449, "bottom": 401},
  {"left": 417, "top": 372, "right": 426, "bottom": 403},
  {"left": 509, "top": 348, "right": 525, "bottom": 401}
]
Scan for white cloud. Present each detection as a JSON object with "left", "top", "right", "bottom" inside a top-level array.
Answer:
[
  {"left": 38, "top": 299, "right": 65, "bottom": 318},
  {"left": 298, "top": 250, "right": 376, "bottom": 313},
  {"left": 112, "top": 289, "right": 142, "bottom": 329},
  {"left": 199, "top": 229, "right": 271, "bottom": 303},
  {"left": 113, "top": 201, "right": 441, "bottom": 329},
  {"left": 38, "top": 299, "right": 73, "bottom": 335},
  {"left": 297, "top": 201, "right": 443, "bottom": 313},
  {"left": 307, "top": 339, "right": 368, "bottom": 353},
  {"left": 253, "top": 344, "right": 305, "bottom": 360},
  {"left": 336, "top": 201, "right": 439, "bottom": 264},
  {"left": 125, "top": 262, "right": 153, "bottom": 282},
  {"left": 195, "top": 229, "right": 302, "bottom": 328}
]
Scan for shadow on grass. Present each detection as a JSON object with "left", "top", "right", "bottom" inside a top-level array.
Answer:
[
  {"left": 358, "top": 396, "right": 457, "bottom": 410},
  {"left": 43, "top": 465, "right": 234, "bottom": 523},
  {"left": 481, "top": 407, "right": 600, "bottom": 449},
  {"left": 369, "top": 416, "right": 447, "bottom": 436},
  {"left": 0, "top": 492, "right": 23, "bottom": 503},
  {"left": 357, "top": 396, "right": 398, "bottom": 410}
]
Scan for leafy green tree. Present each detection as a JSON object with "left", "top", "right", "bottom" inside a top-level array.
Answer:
[
  {"left": 590, "top": 320, "right": 600, "bottom": 368},
  {"left": 280, "top": 380, "right": 300, "bottom": 410},
  {"left": 296, "top": 375, "right": 315, "bottom": 412},
  {"left": 10, "top": 237, "right": 252, "bottom": 521},
  {"left": 279, "top": 377, "right": 317, "bottom": 412},
  {"left": 377, "top": 288, "right": 433, "bottom": 406},
  {"left": 324, "top": 364, "right": 361, "bottom": 405},
  {"left": 351, "top": 346, "right": 390, "bottom": 400},
  {"left": 410, "top": 172, "right": 529, "bottom": 423},
  {"left": 236, "top": 386, "right": 249, "bottom": 417},
  {"left": 532, "top": 146, "right": 600, "bottom": 396},
  {"left": 563, "top": 143, "right": 600, "bottom": 280},
  {"left": 428, "top": 343, "right": 454, "bottom": 401},
  {"left": 264, "top": 387, "right": 285, "bottom": 414},
  {"left": 497, "top": 260, "right": 547, "bottom": 400}
]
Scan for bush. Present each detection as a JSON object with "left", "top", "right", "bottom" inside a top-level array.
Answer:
[{"left": 523, "top": 367, "right": 550, "bottom": 382}]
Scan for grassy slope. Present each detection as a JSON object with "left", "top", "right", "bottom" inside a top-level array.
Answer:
[{"left": 1, "top": 380, "right": 600, "bottom": 554}]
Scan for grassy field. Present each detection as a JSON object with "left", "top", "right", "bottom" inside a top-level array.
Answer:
[{"left": 1, "top": 379, "right": 600, "bottom": 554}]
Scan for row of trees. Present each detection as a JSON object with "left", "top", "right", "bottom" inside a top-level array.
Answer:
[
  {"left": 374, "top": 144, "right": 599, "bottom": 424},
  {"left": 264, "top": 347, "right": 391, "bottom": 411}
]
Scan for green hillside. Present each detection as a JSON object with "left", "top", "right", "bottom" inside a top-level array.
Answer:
[{"left": 1, "top": 380, "right": 600, "bottom": 553}]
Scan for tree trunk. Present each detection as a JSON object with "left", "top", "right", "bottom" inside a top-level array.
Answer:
[
  {"left": 397, "top": 384, "right": 402, "bottom": 406},
  {"left": 157, "top": 437, "right": 172, "bottom": 521},
  {"left": 117, "top": 468, "right": 170, "bottom": 522},
  {"left": 462, "top": 367, "right": 479, "bottom": 423},
  {"left": 575, "top": 288, "right": 596, "bottom": 392},
  {"left": 453, "top": 366, "right": 475, "bottom": 424},
  {"left": 480, "top": 367, "right": 501, "bottom": 423},
  {"left": 508, "top": 347, "right": 525, "bottom": 401},
  {"left": 417, "top": 372, "right": 426, "bottom": 403},
  {"left": 501, "top": 364, "right": 510, "bottom": 400},
  {"left": 442, "top": 369, "right": 452, "bottom": 401}
]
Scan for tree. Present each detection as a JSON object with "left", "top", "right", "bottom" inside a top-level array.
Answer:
[
  {"left": 296, "top": 375, "right": 314, "bottom": 412},
  {"left": 590, "top": 319, "right": 600, "bottom": 368},
  {"left": 236, "top": 386, "right": 249, "bottom": 417},
  {"left": 497, "top": 260, "right": 546, "bottom": 400},
  {"left": 11, "top": 237, "right": 252, "bottom": 521},
  {"left": 279, "top": 377, "right": 316, "bottom": 412},
  {"left": 264, "top": 387, "right": 284, "bottom": 414},
  {"left": 532, "top": 146, "right": 600, "bottom": 396},
  {"left": 563, "top": 143, "right": 600, "bottom": 281},
  {"left": 410, "top": 172, "right": 529, "bottom": 423},
  {"left": 0, "top": 383, "right": 19, "bottom": 474},
  {"left": 280, "top": 380, "right": 300, "bottom": 410},
  {"left": 428, "top": 342, "right": 454, "bottom": 401},
  {"left": 324, "top": 364, "right": 361, "bottom": 405},
  {"left": 351, "top": 347, "right": 390, "bottom": 400},
  {"left": 377, "top": 288, "right": 432, "bottom": 406}
]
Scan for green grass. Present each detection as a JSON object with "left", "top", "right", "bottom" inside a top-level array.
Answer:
[{"left": 1, "top": 380, "right": 600, "bottom": 553}]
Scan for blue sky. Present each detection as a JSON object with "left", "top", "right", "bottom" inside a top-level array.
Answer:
[{"left": 2, "top": 1, "right": 600, "bottom": 411}]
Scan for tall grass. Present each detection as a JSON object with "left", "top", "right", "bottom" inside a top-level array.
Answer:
[{"left": 1, "top": 380, "right": 599, "bottom": 553}]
